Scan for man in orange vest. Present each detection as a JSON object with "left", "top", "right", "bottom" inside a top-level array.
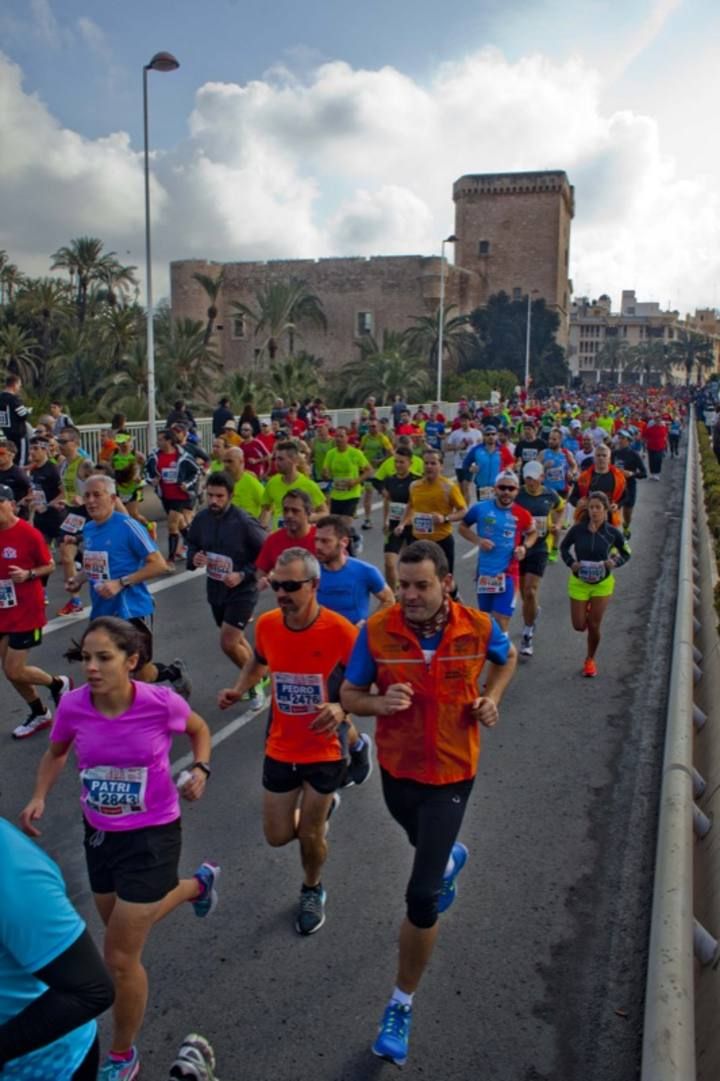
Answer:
[
  {"left": 341, "top": 540, "right": 517, "bottom": 1067},
  {"left": 569, "top": 443, "right": 626, "bottom": 527}
]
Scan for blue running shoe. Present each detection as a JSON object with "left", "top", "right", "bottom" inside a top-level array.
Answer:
[
  {"left": 438, "top": 842, "right": 469, "bottom": 914},
  {"left": 192, "top": 861, "right": 221, "bottom": 918},
  {"left": 372, "top": 1001, "right": 412, "bottom": 1066},
  {"left": 98, "top": 1047, "right": 140, "bottom": 1080}
]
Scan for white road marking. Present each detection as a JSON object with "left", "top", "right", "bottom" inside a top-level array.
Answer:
[{"left": 171, "top": 702, "right": 267, "bottom": 776}]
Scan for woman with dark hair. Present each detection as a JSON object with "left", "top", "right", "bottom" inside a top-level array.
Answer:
[
  {"left": 238, "top": 401, "right": 260, "bottom": 436},
  {"left": 560, "top": 491, "right": 631, "bottom": 678},
  {"left": 20, "top": 616, "right": 218, "bottom": 1081}
]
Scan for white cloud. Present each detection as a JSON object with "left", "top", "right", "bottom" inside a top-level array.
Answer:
[
  {"left": 76, "top": 16, "right": 108, "bottom": 59},
  {"left": 0, "top": 43, "right": 718, "bottom": 316}
]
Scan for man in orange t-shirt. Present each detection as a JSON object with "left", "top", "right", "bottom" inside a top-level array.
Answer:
[{"left": 217, "top": 546, "right": 358, "bottom": 937}]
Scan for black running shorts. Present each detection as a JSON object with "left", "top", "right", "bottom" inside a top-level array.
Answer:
[
  {"left": 262, "top": 755, "right": 347, "bottom": 794},
  {"left": 83, "top": 818, "right": 181, "bottom": 903}
]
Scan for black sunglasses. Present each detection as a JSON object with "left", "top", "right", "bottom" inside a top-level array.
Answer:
[
  {"left": 496, "top": 485, "right": 517, "bottom": 492},
  {"left": 270, "top": 578, "right": 312, "bottom": 593}
]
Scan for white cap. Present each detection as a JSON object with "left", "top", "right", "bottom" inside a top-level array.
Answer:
[
  {"left": 570, "top": 419, "right": 582, "bottom": 428},
  {"left": 523, "top": 460, "right": 544, "bottom": 480},
  {"left": 495, "top": 469, "right": 519, "bottom": 487}
]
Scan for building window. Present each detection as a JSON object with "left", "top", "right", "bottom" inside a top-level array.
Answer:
[
  {"left": 512, "top": 287, "right": 522, "bottom": 301},
  {"left": 356, "top": 311, "right": 374, "bottom": 336},
  {"left": 232, "top": 315, "right": 246, "bottom": 339},
  {"left": 478, "top": 240, "right": 490, "bottom": 256}
]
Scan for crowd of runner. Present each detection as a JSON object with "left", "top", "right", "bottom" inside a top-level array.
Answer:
[{"left": 0, "top": 377, "right": 690, "bottom": 1079}]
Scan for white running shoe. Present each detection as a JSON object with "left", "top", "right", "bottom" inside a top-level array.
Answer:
[{"left": 12, "top": 710, "right": 53, "bottom": 740}]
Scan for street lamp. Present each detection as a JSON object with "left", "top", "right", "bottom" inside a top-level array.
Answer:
[
  {"left": 524, "top": 289, "right": 539, "bottom": 394},
  {"left": 436, "top": 234, "right": 458, "bottom": 403},
  {"left": 143, "top": 51, "right": 179, "bottom": 452}
]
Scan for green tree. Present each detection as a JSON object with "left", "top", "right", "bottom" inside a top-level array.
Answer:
[
  {"left": 15, "top": 277, "right": 73, "bottom": 374},
  {"left": 468, "top": 292, "right": 569, "bottom": 388},
  {"left": 342, "top": 331, "right": 430, "bottom": 405},
  {"left": 193, "top": 269, "right": 225, "bottom": 346},
  {"left": 624, "top": 340, "right": 676, "bottom": 385},
  {"left": 231, "top": 278, "right": 327, "bottom": 363},
  {"left": 50, "top": 236, "right": 130, "bottom": 326},
  {"left": 156, "top": 317, "right": 222, "bottom": 404},
  {"left": 0, "top": 260, "right": 24, "bottom": 305},
  {"left": 669, "top": 329, "right": 716, "bottom": 385},
  {"left": 403, "top": 305, "right": 476, "bottom": 376},
  {"left": 265, "top": 353, "right": 322, "bottom": 405},
  {"left": 0, "top": 324, "right": 40, "bottom": 383},
  {"left": 218, "top": 371, "right": 271, "bottom": 412},
  {"left": 593, "top": 335, "right": 632, "bottom": 384}
]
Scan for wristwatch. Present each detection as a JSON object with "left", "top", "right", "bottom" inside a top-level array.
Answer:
[
  {"left": 28, "top": 569, "right": 37, "bottom": 581},
  {"left": 192, "top": 761, "right": 211, "bottom": 778},
  {"left": 119, "top": 575, "right": 131, "bottom": 588}
]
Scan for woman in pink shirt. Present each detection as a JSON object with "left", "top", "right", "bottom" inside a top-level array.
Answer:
[{"left": 20, "top": 617, "right": 217, "bottom": 1081}]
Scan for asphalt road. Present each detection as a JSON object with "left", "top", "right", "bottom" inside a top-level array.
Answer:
[{"left": 0, "top": 454, "right": 684, "bottom": 1081}]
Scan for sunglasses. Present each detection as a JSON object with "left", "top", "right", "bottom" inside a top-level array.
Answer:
[
  {"left": 270, "top": 578, "right": 312, "bottom": 593},
  {"left": 496, "top": 485, "right": 518, "bottom": 492}
]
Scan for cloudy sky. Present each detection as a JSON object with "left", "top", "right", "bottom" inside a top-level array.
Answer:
[{"left": 0, "top": 0, "right": 717, "bottom": 314}]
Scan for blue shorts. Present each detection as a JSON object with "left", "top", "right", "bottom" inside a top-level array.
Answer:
[{"left": 476, "top": 575, "right": 517, "bottom": 617}]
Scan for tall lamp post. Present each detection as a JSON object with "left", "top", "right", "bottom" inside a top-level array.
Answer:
[
  {"left": 436, "top": 234, "right": 458, "bottom": 403},
  {"left": 143, "top": 51, "right": 179, "bottom": 452},
  {"left": 524, "top": 289, "right": 539, "bottom": 394}
]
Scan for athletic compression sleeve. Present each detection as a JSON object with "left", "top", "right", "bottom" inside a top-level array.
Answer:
[{"left": 0, "top": 929, "right": 114, "bottom": 1069}]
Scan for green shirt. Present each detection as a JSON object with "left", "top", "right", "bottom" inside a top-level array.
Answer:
[
  {"left": 231, "top": 471, "right": 265, "bottom": 519},
  {"left": 360, "top": 432, "right": 393, "bottom": 466},
  {"left": 322, "top": 446, "right": 371, "bottom": 500},
  {"left": 262, "top": 472, "right": 326, "bottom": 526},
  {"left": 373, "top": 455, "right": 424, "bottom": 482},
  {"left": 311, "top": 438, "right": 334, "bottom": 479}
]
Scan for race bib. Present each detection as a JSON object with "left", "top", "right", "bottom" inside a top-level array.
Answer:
[
  {"left": 61, "top": 513, "right": 86, "bottom": 535},
  {"left": 388, "top": 501, "right": 406, "bottom": 520},
  {"left": 413, "top": 513, "right": 435, "bottom": 535},
  {"left": 31, "top": 486, "right": 47, "bottom": 511},
  {"left": 206, "top": 551, "right": 233, "bottom": 582},
  {"left": 546, "top": 466, "right": 564, "bottom": 483},
  {"left": 0, "top": 407, "right": 10, "bottom": 428},
  {"left": 0, "top": 579, "right": 17, "bottom": 608},
  {"left": 533, "top": 516, "right": 548, "bottom": 538},
  {"left": 81, "top": 766, "right": 148, "bottom": 817},
  {"left": 83, "top": 550, "right": 111, "bottom": 582},
  {"left": 578, "top": 560, "right": 605, "bottom": 584},
  {"left": 273, "top": 672, "right": 324, "bottom": 715},
  {"left": 477, "top": 573, "right": 506, "bottom": 595},
  {"left": 477, "top": 486, "right": 494, "bottom": 501},
  {"left": 522, "top": 448, "right": 538, "bottom": 462},
  {"left": 161, "top": 466, "right": 178, "bottom": 483}
]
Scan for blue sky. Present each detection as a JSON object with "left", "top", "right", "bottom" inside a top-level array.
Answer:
[{"left": 1, "top": 0, "right": 718, "bottom": 312}]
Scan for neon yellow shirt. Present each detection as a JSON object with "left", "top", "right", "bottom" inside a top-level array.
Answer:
[
  {"left": 322, "top": 446, "right": 370, "bottom": 501},
  {"left": 231, "top": 471, "right": 265, "bottom": 519}
]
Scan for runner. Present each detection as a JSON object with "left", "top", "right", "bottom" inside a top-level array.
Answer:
[
  {"left": 458, "top": 470, "right": 537, "bottom": 632},
  {"left": 0, "top": 484, "right": 72, "bottom": 739},
  {"left": 514, "top": 461, "right": 563, "bottom": 655},
  {"left": 255, "top": 489, "right": 317, "bottom": 587},
  {"left": 25, "top": 434, "right": 63, "bottom": 545},
  {"left": 538, "top": 427, "right": 577, "bottom": 556},
  {"left": 569, "top": 444, "right": 626, "bottom": 528},
  {"left": 239, "top": 422, "right": 271, "bottom": 478},
  {"left": 359, "top": 417, "right": 393, "bottom": 529},
  {"left": 219, "top": 446, "right": 265, "bottom": 519},
  {"left": 461, "top": 426, "right": 513, "bottom": 504},
  {"left": 322, "top": 426, "right": 373, "bottom": 552},
  {"left": 0, "top": 437, "right": 31, "bottom": 506},
  {"left": 0, "top": 816, "right": 114, "bottom": 1080},
  {"left": 340, "top": 540, "right": 516, "bottom": 1067},
  {"left": 20, "top": 616, "right": 218, "bottom": 1081},
  {"left": 513, "top": 419, "right": 547, "bottom": 480},
  {"left": 315, "top": 515, "right": 395, "bottom": 625},
  {"left": 63, "top": 474, "right": 191, "bottom": 697},
  {"left": 397, "top": 449, "right": 466, "bottom": 575},
  {"left": 110, "top": 434, "right": 149, "bottom": 531},
  {"left": 186, "top": 471, "right": 267, "bottom": 709},
  {"left": 643, "top": 414, "right": 668, "bottom": 480},
  {"left": 380, "top": 446, "right": 415, "bottom": 592},
  {"left": 445, "top": 413, "right": 482, "bottom": 485},
  {"left": 559, "top": 491, "right": 631, "bottom": 677},
  {"left": 260, "top": 440, "right": 327, "bottom": 529},
  {"left": 611, "top": 429, "right": 647, "bottom": 538},
  {"left": 0, "top": 374, "right": 31, "bottom": 465},
  {"left": 146, "top": 429, "right": 201, "bottom": 563},
  {"left": 217, "top": 548, "right": 358, "bottom": 936}
]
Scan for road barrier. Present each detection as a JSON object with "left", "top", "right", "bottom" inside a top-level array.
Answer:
[{"left": 641, "top": 415, "right": 719, "bottom": 1081}]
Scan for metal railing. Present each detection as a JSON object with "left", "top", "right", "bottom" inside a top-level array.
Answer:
[
  {"left": 76, "top": 401, "right": 464, "bottom": 460},
  {"left": 641, "top": 413, "right": 718, "bottom": 1079}
]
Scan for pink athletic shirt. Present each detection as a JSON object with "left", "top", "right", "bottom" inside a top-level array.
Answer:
[{"left": 51, "top": 682, "right": 190, "bottom": 832}]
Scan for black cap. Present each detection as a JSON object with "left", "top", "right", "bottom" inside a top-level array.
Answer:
[{"left": 0, "top": 484, "right": 15, "bottom": 501}]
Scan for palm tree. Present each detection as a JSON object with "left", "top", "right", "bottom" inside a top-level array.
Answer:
[
  {"left": 93, "top": 261, "right": 139, "bottom": 309},
  {"left": 47, "top": 326, "right": 104, "bottom": 401},
  {"left": 98, "top": 305, "right": 142, "bottom": 370},
  {"left": 15, "top": 277, "right": 73, "bottom": 368},
  {"left": 218, "top": 371, "right": 271, "bottom": 411},
  {"left": 0, "top": 324, "right": 40, "bottom": 383},
  {"left": 157, "top": 317, "right": 222, "bottom": 404},
  {"left": 403, "top": 304, "right": 476, "bottom": 376},
  {"left": 624, "top": 340, "right": 675, "bottom": 385},
  {"left": 594, "top": 336, "right": 632, "bottom": 384},
  {"left": 193, "top": 269, "right": 225, "bottom": 346},
  {"left": 265, "top": 354, "right": 322, "bottom": 404},
  {"left": 50, "top": 236, "right": 121, "bottom": 326},
  {"left": 342, "top": 331, "right": 430, "bottom": 405},
  {"left": 0, "top": 261, "right": 24, "bottom": 305},
  {"left": 231, "top": 278, "right": 327, "bottom": 363},
  {"left": 669, "top": 329, "right": 716, "bottom": 385}
]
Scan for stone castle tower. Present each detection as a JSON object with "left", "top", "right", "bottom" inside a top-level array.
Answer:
[
  {"left": 170, "top": 169, "right": 575, "bottom": 370},
  {"left": 453, "top": 170, "right": 574, "bottom": 343}
]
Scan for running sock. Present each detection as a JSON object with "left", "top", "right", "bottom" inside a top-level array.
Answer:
[
  {"left": 302, "top": 881, "right": 322, "bottom": 893},
  {"left": 350, "top": 736, "right": 365, "bottom": 753},
  {"left": 390, "top": 988, "right": 414, "bottom": 1008},
  {"left": 168, "top": 533, "right": 179, "bottom": 559},
  {"left": 155, "top": 662, "right": 181, "bottom": 684},
  {"left": 193, "top": 873, "right": 209, "bottom": 900},
  {"left": 50, "top": 676, "right": 65, "bottom": 696},
  {"left": 28, "top": 698, "right": 46, "bottom": 717},
  {"left": 109, "top": 1049, "right": 134, "bottom": 1063},
  {"left": 523, "top": 624, "right": 534, "bottom": 637}
]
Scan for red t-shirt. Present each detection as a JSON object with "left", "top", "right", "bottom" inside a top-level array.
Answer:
[
  {"left": 644, "top": 423, "right": 668, "bottom": 451},
  {"left": 256, "top": 526, "right": 317, "bottom": 574},
  {"left": 157, "top": 450, "right": 186, "bottom": 502},
  {"left": 289, "top": 418, "right": 307, "bottom": 437},
  {"left": 509, "top": 503, "right": 535, "bottom": 580},
  {"left": 0, "top": 519, "right": 51, "bottom": 631},
  {"left": 241, "top": 437, "right": 270, "bottom": 478},
  {"left": 258, "top": 432, "right": 276, "bottom": 454}
]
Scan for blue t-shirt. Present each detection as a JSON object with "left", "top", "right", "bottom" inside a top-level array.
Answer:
[
  {"left": 317, "top": 557, "right": 385, "bottom": 624},
  {"left": 463, "top": 499, "right": 518, "bottom": 577},
  {"left": 0, "top": 820, "right": 96, "bottom": 1080},
  {"left": 562, "top": 435, "right": 580, "bottom": 455},
  {"left": 424, "top": 420, "right": 445, "bottom": 450},
  {"left": 542, "top": 448, "right": 570, "bottom": 491},
  {"left": 83, "top": 512, "right": 157, "bottom": 619},
  {"left": 345, "top": 616, "right": 511, "bottom": 685},
  {"left": 462, "top": 446, "right": 502, "bottom": 490}
]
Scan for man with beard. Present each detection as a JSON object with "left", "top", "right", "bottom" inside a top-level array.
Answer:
[{"left": 186, "top": 472, "right": 268, "bottom": 711}]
